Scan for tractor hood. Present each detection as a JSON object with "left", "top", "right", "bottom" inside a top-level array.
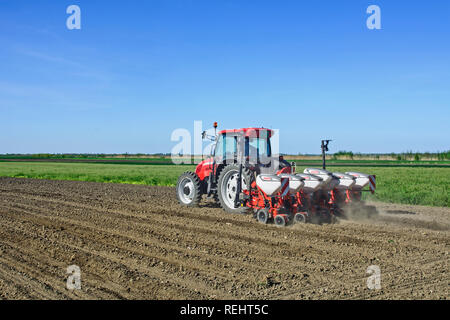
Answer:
[{"left": 195, "top": 157, "right": 214, "bottom": 181}]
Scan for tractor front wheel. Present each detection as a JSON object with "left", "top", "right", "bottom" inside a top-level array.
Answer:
[{"left": 176, "top": 171, "right": 202, "bottom": 207}]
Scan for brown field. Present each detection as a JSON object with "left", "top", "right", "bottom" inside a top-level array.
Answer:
[{"left": 0, "top": 177, "right": 448, "bottom": 300}]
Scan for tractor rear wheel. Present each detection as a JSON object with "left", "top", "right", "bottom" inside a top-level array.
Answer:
[
  {"left": 176, "top": 171, "right": 202, "bottom": 207},
  {"left": 217, "top": 164, "right": 254, "bottom": 214}
]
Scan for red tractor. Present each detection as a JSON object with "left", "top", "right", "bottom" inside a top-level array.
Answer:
[{"left": 176, "top": 124, "right": 376, "bottom": 226}]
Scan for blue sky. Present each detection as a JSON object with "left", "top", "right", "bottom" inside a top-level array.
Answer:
[{"left": 0, "top": 0, "right": 449, "bottom": 154}]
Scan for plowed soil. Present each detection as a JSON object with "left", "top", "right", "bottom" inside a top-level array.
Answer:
[{"left": 0, "top": 177, "right": 448, "bottom": 300}]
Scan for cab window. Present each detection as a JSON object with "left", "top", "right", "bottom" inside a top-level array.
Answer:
[
  {"left": 214, "top": 134, "right": 237, "bottom": 160},
  {"left": 246, "top": 137, "right": 271, "bottom": 159}
]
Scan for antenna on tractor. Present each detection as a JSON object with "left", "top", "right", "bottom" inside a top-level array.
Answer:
[{"left": 321, "top": 139, "right": 332, "bottom": 169}]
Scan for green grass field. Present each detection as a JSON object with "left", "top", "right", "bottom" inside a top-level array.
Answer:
[
  {"left": 0, "top": 162, "right": 191, "bottom": 186},
  {"left": 0, "top": 162, "right": 448, "bottom": 207}
]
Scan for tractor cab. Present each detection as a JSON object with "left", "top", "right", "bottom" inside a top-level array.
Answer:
[{"left": 213, "top": 128, "right": 273, "bottom": 167}]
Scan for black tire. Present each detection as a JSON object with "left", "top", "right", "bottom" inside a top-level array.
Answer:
[
  {"left": 274, "top": 215, "right": 286, "bottom": 227},
  {"left": 212, "top": 193, "right": 220, "bottom": 203},
  {"left": 257, "top": 209, "right": 269, "bottom": 224},
  {"left": 176, "top": 171, "right": 202, "bottom": 207},
  {"left": 294, "top": 213, "right": 307, "bottom": 224},
  {"left": 217, "top": 164, "right": 254, "bottom": 214},
  {"left": 210, "top": 165, "right": 224, "bottom": 204}
]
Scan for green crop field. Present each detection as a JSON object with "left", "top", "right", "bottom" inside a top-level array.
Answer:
[{"left": 0, "top": 162, "right": 448, "bottom": 207}]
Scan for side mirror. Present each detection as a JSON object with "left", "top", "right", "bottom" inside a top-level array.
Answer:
[{"left": 202, "top": 131, "right": 206, "bottom": 139}]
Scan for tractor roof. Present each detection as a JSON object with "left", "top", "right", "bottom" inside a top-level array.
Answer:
[{"left": 218, "top": 127, "right": 274, "bottom": 138}]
